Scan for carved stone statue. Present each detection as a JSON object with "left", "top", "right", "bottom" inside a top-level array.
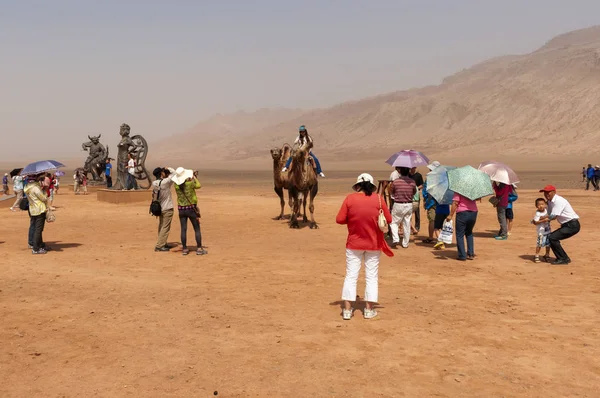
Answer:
[
  {"left": 82, "top": 134, "right": 109, "bottom": 182},
  {"left": 110, "top": 123, "right": 151, "bottom": 190}
]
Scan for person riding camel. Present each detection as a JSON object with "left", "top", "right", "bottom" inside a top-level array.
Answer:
[{"left": 282, "top": 125, "right": 325, "bottom": 177}]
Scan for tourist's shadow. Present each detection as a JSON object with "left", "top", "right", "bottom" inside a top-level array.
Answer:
[
  {"left": 45, "top": 241, "right": 82, "bottom": 252},
  {"left": 472, "top": 230, "right": 499, "bottom": 238},
  {"left": 431, "top": 249, "right": 459, "bottom": 260},
  {"left": 329, "top": 297, "right": 385, "bottom": 313}
]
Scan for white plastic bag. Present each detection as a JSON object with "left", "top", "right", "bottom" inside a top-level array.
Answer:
[
  {"left": 377, "top": 195, "right": 388, "bottom": 232},
  {"left": 438, "top": 220, "right": 453, "bottom": 244}
]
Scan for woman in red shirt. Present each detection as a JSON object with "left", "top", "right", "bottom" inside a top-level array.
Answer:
[{"left": 336, "top": 173, "right": 393, "bottom": 320}]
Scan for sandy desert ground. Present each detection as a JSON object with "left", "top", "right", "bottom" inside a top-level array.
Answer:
[{"left": 1, "top": 170, "right": 599, "bottom": 397}]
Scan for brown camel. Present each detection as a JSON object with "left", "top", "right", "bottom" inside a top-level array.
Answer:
[
  {"left": 288, "top": 140, "right": 319, "bottom": 229},
  {"left": 270, "top": 144, "right": 294, "bottom": 220}
]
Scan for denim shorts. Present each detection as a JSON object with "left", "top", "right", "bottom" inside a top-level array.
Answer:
[{"left": 537, "top": 234, "right": 550, "bottom": 247}]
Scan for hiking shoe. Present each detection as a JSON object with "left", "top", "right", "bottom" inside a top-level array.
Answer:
[
  {"left": 196, "top": 248, "right": 208, "bottom": 255},
  {"left": 364, "top": 309, "right": 378, "bottom": 319},
  {"left": 495, "top": 236, "right": 508, "bottom": 241},
  {"left": 154, "top": 246, "right": 170, "bottom": 252},
  {"left": 32, "top": 248, "right": 47, "bottom": 255},
  {"left": 342, "top": 308, "right": 353, "bottom": 320},
  {"left": 182, "top": 248, "right": 190, "bottom": 256}
]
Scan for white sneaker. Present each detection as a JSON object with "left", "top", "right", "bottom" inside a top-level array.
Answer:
[
  {"left": 364, "top": 309, "right": 378, "bottom": 319},
  {"left": 319, "top": 172, "right": 325, "bottom": 177},
  {"left": 281, "top": 167, "right": 288, "bottom": 172},
  {"left": 342, "top": 308, "right": 353, "bottom": 320}
]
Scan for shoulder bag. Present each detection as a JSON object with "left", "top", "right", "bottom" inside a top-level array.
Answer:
[{"left": 377, "top": 194, "right": 388, "bottom": 232}]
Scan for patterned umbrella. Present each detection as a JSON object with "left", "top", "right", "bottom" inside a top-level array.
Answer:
[
  {"left": 21, "top": 160, "right": 65, "bottom": 176},
  {"left": 385, "top": 150, "right": 430, "bottom": 168},
  {"left": 426, "top": 165, "right": 456, "bottom": 205},
  {"left": 478, "top": 161, "right": 520, "bottom": 185},
  {"left": 447, "top": 166, "right": 494, "bottom": 200}
]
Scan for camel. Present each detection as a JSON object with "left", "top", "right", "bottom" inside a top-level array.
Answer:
[
  {"left": 270, "top": 144, "right": 294, "bottom": 220},
  {"left": 287, "top": 140, "right": 319, "bottom": 229}
]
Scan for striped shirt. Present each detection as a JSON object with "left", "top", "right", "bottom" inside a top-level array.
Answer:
[{"left": 390, "top": 176, "right": 416, "bottom": 203}]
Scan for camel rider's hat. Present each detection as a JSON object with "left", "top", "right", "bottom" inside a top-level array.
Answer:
[
  {"left": 299, "top": 125, "right": 307, "bottom": 132},
  {"left": 352, "top": 173, "right": 377, "bottom": 192}
]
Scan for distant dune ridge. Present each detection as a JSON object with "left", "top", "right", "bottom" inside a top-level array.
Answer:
[{"left": 156, "top": 26, "right": 600, "bottom": 165}]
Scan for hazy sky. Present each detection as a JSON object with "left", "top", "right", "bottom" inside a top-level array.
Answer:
[{"left": 2, "top": 0, "right": 599, "bottom": 160}]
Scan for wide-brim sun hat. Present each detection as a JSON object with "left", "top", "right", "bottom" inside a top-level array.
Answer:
[
  {"left": 427, "top": 160, "right": 441, "bottom": 171},
  {"left": 171, "top": 167, "right": 194, "bottom": 185},
  {"left": 352, "top": 173, "right": 377, "bottom": 191}
]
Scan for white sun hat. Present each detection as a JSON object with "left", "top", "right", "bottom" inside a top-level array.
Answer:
[
  {"left": 352, "top": 173, "right": 377, "bottom": 191},
  {"left": 427, "top": 160, "right": 441, "bottom": 171},
  {"left": 171, "top": 167, "right": 194, "bottom": 185}
]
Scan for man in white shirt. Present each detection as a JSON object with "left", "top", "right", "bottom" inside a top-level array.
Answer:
[
  {"left": 539, "top": 185, "right": 580, "bottom": 265},
  {"left": 152, "top": 167, "right": 176, "bottom": 252},
  {"left": 126, "top": 153, "right": 138, "bottom": 190}
]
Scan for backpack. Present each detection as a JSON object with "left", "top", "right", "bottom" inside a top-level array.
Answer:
[{"left": 149, "top": 180, "right": 162, "bottom": 217}]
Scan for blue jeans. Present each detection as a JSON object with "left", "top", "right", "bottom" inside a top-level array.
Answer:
[
  {"left": 285, "top": 152, "right": 322, "bottom": 174},
  {"left": 455, "top": 211, "right": 477, "bottom": 260}
]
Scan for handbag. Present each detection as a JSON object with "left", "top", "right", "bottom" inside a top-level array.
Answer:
[
  {"left": 438, "top": 220, "right": 453, "bottom": 244},
  {"left": 377, "top": 194, "right": 388, "bottom": 233},
  {"left": 489, "top": 196, "right": 499, "bottom": 207},
  {"left": 181, "top": 186, "right": 201, "bottom": 219},
  {"left": 46, "top": 208, "right": 56, "bottom": 223},
  {"left": 149, "top": 180, "right": 162, "bottom": 217}
]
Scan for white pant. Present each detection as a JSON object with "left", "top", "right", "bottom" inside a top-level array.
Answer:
[
  {"left": 390, "top": 202, "right": 413, "bottom": 247},
  {"left": 341, "top": 249, "right": 380, "bottom": 303}
]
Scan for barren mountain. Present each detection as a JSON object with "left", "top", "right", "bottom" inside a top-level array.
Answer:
[{"left": 156, "top": 26, "right": 600, "bottom": 165}]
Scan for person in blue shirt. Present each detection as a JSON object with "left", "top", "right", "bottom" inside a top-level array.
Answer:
[
  {"left": 506, "top": 185, "right": 518, "bottom": 235},
  {"left": 433, "top": 201, "right": 451, "bottom": 249},
  {"left": 592, "top": 166, "right": 600, "bottom": 191},
  {"left": 105, "top": 158, "right": 113, "bottom": 188},
  {"left": 585, "top": 164, "right": 595, "bottom": 190},
  {"left": 421, "top": 180, "right": 437, "bottom": 243}
]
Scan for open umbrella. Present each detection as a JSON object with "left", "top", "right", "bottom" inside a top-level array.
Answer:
[
  {"left": 21, "top": 160, "right": 65, "bottom": 176},
  {"left": 9, "top": 168, "right": 23, "bottom": 177},
  {"left": 447, "top": 166, "right": 494, "bottom": 200},
  {"left": 478, "top": 161, "right": 520, "bottom": 185},
  {"left": 426, "top": 165, "right": 456, "bottom": 205},
  {"left": 385, "top": 150, "right": 430, "bottom": 168}
]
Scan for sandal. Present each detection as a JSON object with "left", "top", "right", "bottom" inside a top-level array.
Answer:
[
  {"left": 534, "top": 256, "right": 541, "bottom": 263},
  {"left": 342, "top": 308, "right": 353, "bottom": 320},
  {"left": 196, "top": 248, "right": 208, "bottom": 256},
  {"left": 542, "top": 255, "right": 551, "bottom": 263},
  {"left": 182, "top": 248, "right": 190, "bottom": 256}
]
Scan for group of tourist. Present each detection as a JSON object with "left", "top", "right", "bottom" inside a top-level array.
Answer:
[
  {"left": 336, "top": 161, "right": 581, "bottom": 320},
  {"left": 582, "top": 164, "right": 600, "bottom": 190},
  {"left": 151, "top": 166, "right": 207, "bottom": 255}
]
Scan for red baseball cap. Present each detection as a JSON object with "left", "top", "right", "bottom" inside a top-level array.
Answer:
[{"left": 539, "top": 185, "right": 557, "bottom": 192}]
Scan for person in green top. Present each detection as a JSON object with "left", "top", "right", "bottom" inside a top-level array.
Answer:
[{"left": 172, "top": 167, "right": 207, "bottom": 256}]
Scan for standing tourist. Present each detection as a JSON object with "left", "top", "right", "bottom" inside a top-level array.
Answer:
[
  {"left": 531, "top": 198, "right": 552, "bottom": 263},
  {"left": 585, "top": 164, "right": 595, "bottom": 190},
  {"left": 388, "top": 167, "right": 416, "bottom": 248},
  {"left": 581, "top": 166, "right": 586, "bottom": 182},
  {"left": 24, "top": 174, "right": 49, "bottom": 254},
  {"left": 446, "top": 192, "right": 478, "bottom": 261},
  {"left": 152, "top": 167, "right": 176, "bottom": 252},
  {"left": 538, "top": 185, "right": 580, "bottom": 265},
  {"left": 9, "top": 173, "right": 24, "bottom": 211},
  {"left": 105, "top": 158, "right": 113, "bottom": 188},
  {"left": 493, "top": 182, "right": 512, "bottom": 240},
  {"left": 126, "top": 153, "right": 138, "bottom": 190},
  {"left": 594, "top": 166, "right": 600, "bottom": 191},
  {"left": 2, "top": 173, "right": 8, "bottom": 194},
  {"left": 421, "top": 180, "right": 437, "bottom": 243},
  {"left": 506, "top": 185, "right": 518, "bottom": 236},
  {"left": 409, "top": 167, "right": 424, "bottom": 234},
  {"left": 336, "top": 173, "right": 393, "bottom": 320},
  {"left": 173, "top": 167, "right": 206, "bottom": 256}
]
